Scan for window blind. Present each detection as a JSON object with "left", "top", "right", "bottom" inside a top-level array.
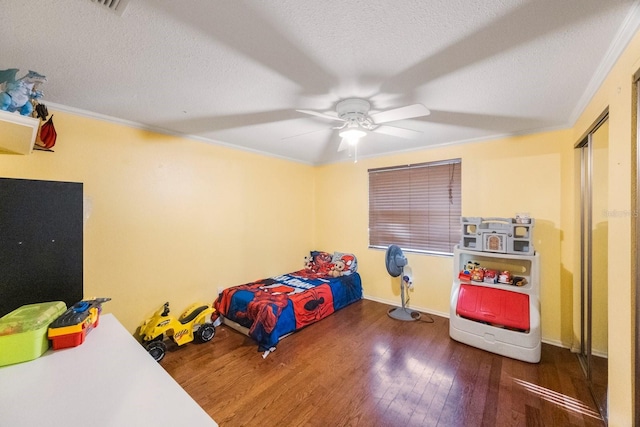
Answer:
[{"left": 368, "top": 159, "right": 462, "bottom": 254}]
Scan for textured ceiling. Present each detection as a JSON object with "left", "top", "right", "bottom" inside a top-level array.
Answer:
[{"left": 2, "top": 0, "right": 639, "bottom": 164}]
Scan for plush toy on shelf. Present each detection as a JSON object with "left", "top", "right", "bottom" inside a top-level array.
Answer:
[
  {"left": 0, "top": 69, "right": 47, "bottom": 116},
  {"left": 464, "top": 261, "right": 479, "bottom": 274}
]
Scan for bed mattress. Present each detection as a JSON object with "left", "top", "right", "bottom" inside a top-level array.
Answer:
[{"left": 215, "top": 269, "right": 362, "bottom": 350}]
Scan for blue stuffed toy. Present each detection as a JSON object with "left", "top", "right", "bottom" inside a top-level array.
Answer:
[{"left": 0, "top": 69, "right": 47, "bottom": 116}]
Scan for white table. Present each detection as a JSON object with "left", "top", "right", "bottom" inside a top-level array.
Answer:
[{"left": 0, "top": 313, "right": 217, "bottom": 427}]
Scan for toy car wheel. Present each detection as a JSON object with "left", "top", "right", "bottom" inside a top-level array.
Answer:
[
  {"left": 196, "top": 323, "right": 215, "bottom": 343},
  {"left": 145, "top": 340, "right": 167, "bottom": 362}
]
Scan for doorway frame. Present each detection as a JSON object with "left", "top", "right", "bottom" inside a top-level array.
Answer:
[{"left": 633, "top": 68, "right": 640, "bottom": 427}]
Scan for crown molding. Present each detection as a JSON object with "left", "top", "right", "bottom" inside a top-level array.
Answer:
[{"left": 569, "top": 0, "right": 640, "bottom": 125}]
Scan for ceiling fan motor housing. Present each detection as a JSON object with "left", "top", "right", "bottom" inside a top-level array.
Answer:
[
  {"left": 336, "top": 98, "right": 374, "bottom": 129},
  {"left": 336, "top": 98, "right": 370, "bottom": 116}
]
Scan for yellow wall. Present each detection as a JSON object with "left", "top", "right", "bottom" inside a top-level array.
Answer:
[
  {"left": 0, "top": 111, "right": 315, "bottom": 333},
  {"left": 571, "top": 26, "right": 640, "bottom": 427},
  {"left": 315, "top": 129, "right": 575, "bottom": 346}
]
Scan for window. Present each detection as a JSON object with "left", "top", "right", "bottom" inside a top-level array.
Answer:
[{"left": 368, "top": 159, "right": 462, "bottom": 255}]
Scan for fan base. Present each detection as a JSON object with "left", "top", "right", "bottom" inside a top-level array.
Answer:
[{"left": 388, "top": 307, "right": 420, "bottom": 322}]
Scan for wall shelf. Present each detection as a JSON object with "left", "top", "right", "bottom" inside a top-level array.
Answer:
[{"left": 0, "top": 110, "right": 39, "bottom": 155}]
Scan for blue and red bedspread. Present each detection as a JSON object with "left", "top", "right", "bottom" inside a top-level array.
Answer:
[{"left": 214, "top": 269, "right": 362, "bottom": 350}]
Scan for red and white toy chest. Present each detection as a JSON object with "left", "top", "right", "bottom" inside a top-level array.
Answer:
[{"left": 449, "top": 245, "right": 541, "bottom": 363}]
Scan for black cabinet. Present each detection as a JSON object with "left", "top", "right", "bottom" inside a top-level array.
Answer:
[{"left": 0, "top": 178, "right": 83, "bottom": 317}]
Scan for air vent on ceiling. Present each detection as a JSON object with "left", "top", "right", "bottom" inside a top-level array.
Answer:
[{"left": 91, "top": 0, "right": 130, "bottom": 15}]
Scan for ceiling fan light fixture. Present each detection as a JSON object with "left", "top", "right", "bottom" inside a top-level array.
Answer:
[
  {"left": 338, "top": 128, "right": 366, "bottom": 141},
  {"left": 296, "top": 98, "right": 431, "bottom": 160}
]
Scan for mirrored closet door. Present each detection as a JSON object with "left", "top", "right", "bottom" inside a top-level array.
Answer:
[{"left": 577, "top": 112, "right": 609, "bottom": 421}]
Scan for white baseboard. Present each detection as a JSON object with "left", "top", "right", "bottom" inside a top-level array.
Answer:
[
  {"left": 362, "top": 294, "right": 450, "bottom": 319},
  {"left": 363, "top": 295, "right": 607, "bottom": 357},
  {"left": 540, "top": 337, "right": 567, "bottom": 348}
]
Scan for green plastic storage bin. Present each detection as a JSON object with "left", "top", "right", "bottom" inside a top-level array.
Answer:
[{"left": 0, "top": 301, "right": 67, "bottom": 366}]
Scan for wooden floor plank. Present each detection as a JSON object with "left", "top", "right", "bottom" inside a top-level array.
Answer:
[{"left": 160, "top": 299, "right": 604, "bottom": 427}]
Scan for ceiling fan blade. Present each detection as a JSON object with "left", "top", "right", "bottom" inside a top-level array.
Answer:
[
  {"left": 370, "top": 104, "right": 431, "bottom": 124},
  {"left": 296, "top": 109, "right": 345, "bottom": 122},
  {"left": 374, "top": 125, "right": 423, "bottom": 139},
  {"left": 281, "top": 127, "right": 330, "bottom": 140}
]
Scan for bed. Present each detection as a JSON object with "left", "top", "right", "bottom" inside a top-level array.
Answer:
[{"left": 214, "top": 251, "right": 362, "bottom": 352}]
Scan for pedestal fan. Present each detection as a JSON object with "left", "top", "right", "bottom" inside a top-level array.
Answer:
[{"left": 385, "top": 244, "right": 420, "bottom": 321}]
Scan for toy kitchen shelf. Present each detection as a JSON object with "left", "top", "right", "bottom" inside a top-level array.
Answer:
[
  {"left": 449, "top": 245, "right": 541, "bottom": 363},
  {"left": 0, "top": 110, "right": 39, "bottom": 155},
  {"left": 460, "top": 216, "right": 535, "bottom": 255}
]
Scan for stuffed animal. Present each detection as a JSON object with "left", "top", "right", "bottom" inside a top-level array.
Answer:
[
  {"left": 313, "top": 251, "right": 334, "bottom": 275},
  {"left": 328, "top": 254, "right": 355, "bottom": 277},
  {"left": 329, "top": 259, "right": 347, "bottom": 277},
  {"left": 304, "top": 255, "right": 315, "bottom": 271},
  {"left": 339, "top": 254, "right": 355, "bottom": 273},
  {"left": 0, "top": 69, "right": 47, "bottom": 116}
]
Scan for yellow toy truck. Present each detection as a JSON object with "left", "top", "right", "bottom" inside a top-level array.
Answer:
[{"left": 139, "top": 302, "right": 216, "bottom": 362}]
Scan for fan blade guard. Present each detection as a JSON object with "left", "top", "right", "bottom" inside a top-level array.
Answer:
[{"left": 385, "top": 244, "right": 407, "bottom": 277}]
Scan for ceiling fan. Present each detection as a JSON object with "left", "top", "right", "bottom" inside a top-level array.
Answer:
[{"left": 296, "top": 98, "right": 431, "bottom": 152}]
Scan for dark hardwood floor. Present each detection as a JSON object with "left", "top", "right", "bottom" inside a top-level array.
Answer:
[{"left": 161, "top": 299, "right": 604, "bottom": 427}]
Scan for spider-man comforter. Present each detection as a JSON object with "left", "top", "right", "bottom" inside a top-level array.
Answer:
[{"left": 214, "top": 269, "right": 363, "bottom": 350}]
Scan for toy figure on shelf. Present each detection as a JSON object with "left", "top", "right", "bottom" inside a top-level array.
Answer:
[
  {"left": 464, "top": 261, "right": 479, "bottom": 275},
  {"left": 471, "top": 267, "right": 485, "bottom": 282},
  {"left": 498, "top": 270, "right": 512, "bottom": 284},
  {"left": 513, "top": 276, "right": 528, "bottom": 287},
  {"left": 458, "top": 270, "right": 471, "bottom": 282},
  {"left": 0, "top": 69, "right": 47, "bottom": 116},
  {"left": 459, "top": 260, "right": 480, "bottom": 281},
  {"left": 484, "top": 269, "right": 498, "bottom": 284}
]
